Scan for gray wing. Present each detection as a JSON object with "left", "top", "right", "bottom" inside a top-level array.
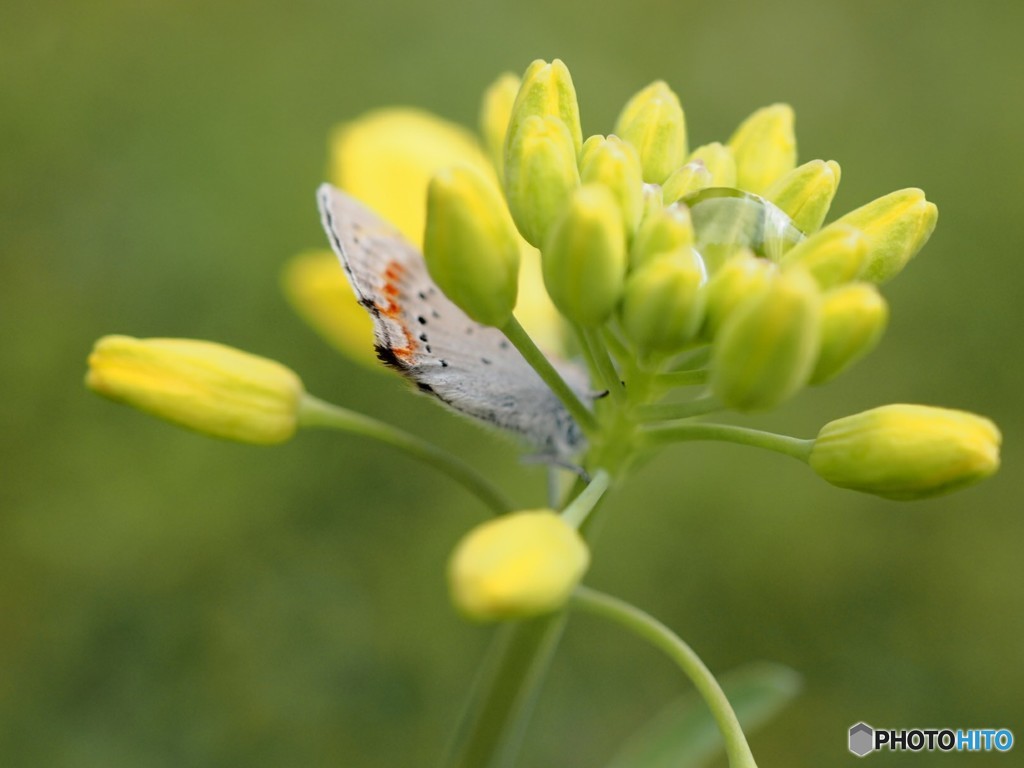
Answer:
[{"left": 316, "top": 184, "right": 587, "bottom": 459}]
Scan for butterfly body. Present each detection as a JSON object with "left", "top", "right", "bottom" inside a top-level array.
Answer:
[{"left": 317, "top": 184, "right": 585, "bottom": 460}]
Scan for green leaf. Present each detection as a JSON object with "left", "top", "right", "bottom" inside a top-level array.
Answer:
[{"left": 603, "top": 662, "right": 801, "bottom": 768}]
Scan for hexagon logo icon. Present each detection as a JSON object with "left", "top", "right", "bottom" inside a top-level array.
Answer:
[{"left": 849, "top": 722, "right": 874, "bottom": 757}]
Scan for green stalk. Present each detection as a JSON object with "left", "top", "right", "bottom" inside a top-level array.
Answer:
[
  {"left": 443, "top": 614, "right": 567, "bottom": 768},
  {"left": 501, "top": 315, "right": 598, "bottom": 435},
  {"left": 572, "top": 587, "right": 758, "bottom": 768},
  {"left": 643, "top": 422, "right": 814, "bottom": 461},
  {"left": 637, "top": 396, "right": 721, "bottom": 422},
  {"left": 298, "top": 395, "right": 512, "bottom": 515},
  {"left": 581, "top": 327, "right": 625, "bottom": 404}
]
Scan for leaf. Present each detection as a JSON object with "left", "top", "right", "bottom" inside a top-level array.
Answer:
[{"left": 603, "top": 661, "right": 801, "bottom": 768}]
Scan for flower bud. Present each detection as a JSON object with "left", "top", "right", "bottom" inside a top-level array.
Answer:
[
  {"left": 810, "top": 283, "right": 888, "bottom": 384},
  {"left": 479, "top": 72, "right": 521, "bottom": 181},
  {"left": 779, "top": 223, "right": 868, "bottom": 289},
  {"left": 764, "top": 159, "right": 841, "bottom": 234},
  {"left": 448, "top": 510, "right": 590, "bottom": 621},
  {"left": 630, "top": 204, "right": 694, "bottom": 268},
  {"left": 504, "top": 114, "right": 580, "bottom": 248},
  {"left": 506, "top": 58, "right": 583, "bottom": 157},
  {"left": 542, "top": 185, "right": 627, "bottom": 326},
  {"left": 833, "top": 188, "right": 938, "bottom": 282},
  {"left": 727, "top": 104, "right": 797, "bottom": 195},
  {"left": 711, "top": 268, "right": 821, "bottom": 411},
  {"left": 86, "top": 336, "right": 303, "bottom": 444},
  {"left": 281, "top": 251, "right": 380, "bottom": 370},
  {"left": 661, "top": 161, "right": 713, "bottom": 205},
  {"left": 621, "top": 249, "right": 706, "bottom": 357},
  {"left": 809, "top": 404, "right": 1001, "bottom": 500},
  {"left": 579, "top": 134, "right": 645, "bottom": 237},
  {"left": 700, "top": 249, "right": 777, "bottom": 339},
  {"left": 687, "top": 142, "right": 737, "bottom": 187},
  {"left": 614, "top": 81, "right": 688, "bottom": 184},
  {"left": 424, "top": 165, "right": 521, "bottom": 327}
]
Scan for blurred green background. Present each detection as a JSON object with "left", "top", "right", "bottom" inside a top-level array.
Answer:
[{"left": 3, "top": 1, "right": 1022, "bottom": 765}]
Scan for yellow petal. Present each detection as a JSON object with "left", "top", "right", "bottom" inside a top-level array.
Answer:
[
  {"left": 328, "top": 108, "right": 493, "bottom": 246},
  {"left": 281, "top": 250, "right": 380, "bottom": 370}
]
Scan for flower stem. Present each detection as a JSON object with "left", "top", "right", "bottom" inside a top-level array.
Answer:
[
  {"left": 571, "top": 586, "right": 758, "bottom": 768},
  {"left": 580, "top": 327, "right": 625, "bottom": 404},
  {"left": 298, "top": 394, "right": 513, "bottom": 515},
  {"left": 561, "top": 469, "right": 610, "bottom": 528},
  {"left": 442, "top": 613, "right": 567, "bottom": 768},
  {"left": 501, "top": 315, "right": 598, "bottom": 435},
  {"left": 637, "top": 396, "right": 721, "bottom": 422},
  {"left": 643, "top": 422, "right": 814, "bottom": 461},
  {"left": 655, "top": 368, "right": 709, "bottom": 388}
]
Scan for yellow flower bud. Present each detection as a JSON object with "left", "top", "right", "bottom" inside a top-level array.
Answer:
[
  {"left": 281, "top": 251, "right": 380, "bottom": 370},
  {"left": 701, "top": 249, "right": 777, "bottom": 339},
  {"left": 728, "top": 104, "right": 797, "bottom": 195},
  {"left": 687, "top": 142, "right": 737, "bottom": 187},
  {"left": 661, "top": 161, "right": 714, "bottom": 205},
  {"left": 834, "top": 188, "right": 938, "bottom": 282},
  {"left": 542, "top": 184, "right": 627, "bottom": 326},
  {"left": 506, "top": 58, "right": 583, "bottom": 157},
  {"left": 779, "top": 223, "right": 869, "bottom": 289},
  {"left": 479, "top": 72, "right": 521, "bottom": 181},
  {"left": 810, "top": 283, "right": 888, "bottom": 384},
  {"left": 809, "top": 404, "right": 1001, "bottom": 500},
  {"left": 424, "top": 165, "right": 521, "bottom": 327},
  {"left": 448, "top": 509, "right": 590, "bottom": 621},
  {"left": 86, "top": 336, "right": 303, "bottom": 444},
  {"left": 579, "top": 134, "right": 645, "bottom": 237},
  {"left": 614, "top": 80, "right": 688, "bottom": 184},
  {"left": 621, "top": 249, "right": 706, "bottom": 357},
  {"left": 504, "top": 114, "right": 581, "bottom": 248},
  {"left": 630, "top": 203, "right": 694, "bottom": 268},
  {"left": 711, "top": 268, "right": 821, "bottom": 411},
  {"left": 764, "top": 159, "right": 842, "bottom": 234}
]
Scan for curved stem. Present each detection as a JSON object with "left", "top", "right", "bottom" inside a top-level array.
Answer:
[
  {"left": 581, "top": 327, "right": 625, "bottom": 404},
  {"left": 655, "top": 368, "right": 710, "bottom": 388},
  {"left": 501, "top": 315, "right": 598, "bottom": 435},
  {"left": 298, "top": 395, "right": 513, "bottom": 515},
  {"left": 572, "top": 587, "right": 758, "bottom": 768},
  {"left": 643, "top": 422, "right": 814, "bottom": 462}
]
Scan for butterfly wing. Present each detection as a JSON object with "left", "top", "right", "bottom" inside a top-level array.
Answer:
[{"left": 316, "top": 184, "right": 585, "bottom": 458}]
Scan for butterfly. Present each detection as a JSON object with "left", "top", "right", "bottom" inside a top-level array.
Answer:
[{"left": 317, "top": 184, "right": 586, "bottom": 460}]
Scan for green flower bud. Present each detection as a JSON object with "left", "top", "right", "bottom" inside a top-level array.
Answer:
[
  {"left": 764, "top": 159, "right": 842, "bottom": 234},
  {"left": 543, "top": 184, "right": 627, "bottom": 326},
  {"left": 711, "top": 268, "right": 821, "bottom": 411},
  {"left": 448, "top": 509, "right": 590, "bottom": 621},
  {"left": 834, "top": 188, "right": 938, "bottom": 282},
  {"left": 687, "top": 142, "right": 737, "bottom": 187},
  {"left": 630, "top": 204, "right": 694, "bottom": 268},
  {"left": 809, "top": 404, "right": 1001, "bottom": 500},
  {"left": 614, "top": 80, "right": 688, "bottom": 184},
  {"left": 479, "top": 71, "right": 521, "bottom": 181},
  {"left": 779, "top": 223, "right": 868, "bottom": 289},
  {"left": 504, "top": 114, "right": 580, "bottom": 248},
  {"left": 701, "top": 249, "right": 777, "bottom": 339},
  {"left": 621, "top": 248, "right": 706, "bottom": 357},
  {"left": 728, "top": 104, "right": 797, "bottom": 195},
  {"left": 506, "top": 58, "right": 583, "bottom": 157},
  {"left": 424, "top": 165, "right": 521, "bottom": 326},
  {"left": 86, "top": 336, "right": 303, "bottom": 444},
  {"left": 579, "top": 134, "right": 645, "bottom": 237},
  {"left": 810, "top": 283, "right": 888, "bottom": 384},
  {"left": 661, "top": 161, "right": 713, "bottom": 205}
]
